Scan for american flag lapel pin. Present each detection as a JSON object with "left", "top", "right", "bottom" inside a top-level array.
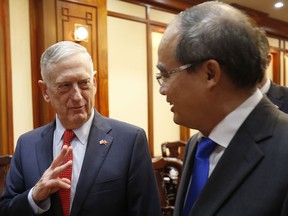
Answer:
[{"left": 99, "top": 139, "right": 108, "bottom": 145}]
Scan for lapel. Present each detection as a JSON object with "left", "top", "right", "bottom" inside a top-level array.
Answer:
[
  {"left": 266, "top": 82, "right": 284, "bottom": 110},
  {"left": 35, "top": 121, "right": 55, "bottom": 175},
  {"left": 190, "top": 129, "right": 264, "bottom": 216},
  {"left": 187, "top": 98, "right": 277, "bottom": 216},
  {"left": 70, "top": 110, "right": 113, "bottom": 216},
  {"left": 35, "top": 121, "right": 63, "bottom": 215},
  {"left": 174, "top": 135, "right": 198, "bottom": 216}
]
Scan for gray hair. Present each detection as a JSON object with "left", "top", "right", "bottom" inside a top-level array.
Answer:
[
  {"left": 175, "top": 1, "right": 264, "bottom": 89},
  {"left": 40, "top": 41, "right": 94, "bottom": 81}
]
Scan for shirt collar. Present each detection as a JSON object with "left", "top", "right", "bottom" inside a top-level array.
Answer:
[
  {"left": 54, "top": 109, "right": 95, "bottom": 146},
  {"left": 207, "top": 89, "right": 263, "bottom": 148},
  {"left": 259, "top": 79, "right": 271, "bottom": 95}
]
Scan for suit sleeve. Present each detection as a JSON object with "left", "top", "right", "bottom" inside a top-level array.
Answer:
[
  {"left": 0, "top": 139, "right": 35, "bottom": 216},
  {"left": 127, "top": 128, "right": 161, "bottom": 216}
]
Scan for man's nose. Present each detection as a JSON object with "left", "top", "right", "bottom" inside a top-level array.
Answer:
[
  {"left": 70, "top": 84, "right": 83, "bottom": 100},
  {"left": 159, "top": 85, "right": 166, "bottom": 95}
]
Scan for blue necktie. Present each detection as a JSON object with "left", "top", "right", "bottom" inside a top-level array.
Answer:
[{"left": 183, "top": 137, "right": 217, "bottom": 216}]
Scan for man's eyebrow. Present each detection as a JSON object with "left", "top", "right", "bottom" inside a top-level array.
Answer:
[
  {"left": 55, "top": 77, "right": 91, "bottom": 84},
  {"left": 156, "top": 64, "right": 166, "bottom": 71},
  {"left": 55, "top": 80, "right": 69, "bottom": 85},
  {"left": 79, "top": 78, "right": 91, "bottom": 81}
]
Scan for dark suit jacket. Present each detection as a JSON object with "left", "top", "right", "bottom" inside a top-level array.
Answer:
[
  {"left": 267, "top": 81, "right": 288, "bottom": 113},
  {"left": 0, "top": 110, "right": 161, "bottom": 216},
  {"left": 173, "top": 97, "right": 288, "bottom": 216}
]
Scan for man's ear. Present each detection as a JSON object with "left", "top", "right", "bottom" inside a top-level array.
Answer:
[
  {"left": 93, "top": 77, "right": 97, "bottom": 87},
  {"left": 203, "top": 59, "right": 221, "bottom": 88},
  {"left": 207, "top": 70, "right": 215, "bottom": 80},
  {"left": 266, "top": 54, "right": 272, "bottom": 69},
  {"left": 38, "top": 80, "right": 50, "bottom": 102},
  {"left": 93, "top": 70, "right": 97, "bottom": 87}
]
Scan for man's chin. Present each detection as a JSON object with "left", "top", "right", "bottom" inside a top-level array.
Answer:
[
  {"left": 173, "top": 114, "right": 189, "bottom": 127},
  {"left": 173, "top": 115, "right": 181, "bottom": 126},
  {"left": 70, "top": 113, "right": 88, "bottom": 125}
]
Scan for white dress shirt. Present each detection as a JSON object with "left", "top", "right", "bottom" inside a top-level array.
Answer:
[{"left": 259, "top": 79, "right": 271, "bottom": 95}]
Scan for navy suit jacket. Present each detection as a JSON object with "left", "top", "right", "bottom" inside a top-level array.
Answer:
[
  {"left": 0, "top": 110, "right": 161, "bottom": 216},
  {"left": 267, "top": 81, "right": 288, "bottom": 113},
  {"left": 174, "top": 97, "right": 288, "bottom": 216}
]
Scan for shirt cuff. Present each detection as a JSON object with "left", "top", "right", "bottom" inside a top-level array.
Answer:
[{"left": 28, "top": 187, "right": 51, "bottom": 214}]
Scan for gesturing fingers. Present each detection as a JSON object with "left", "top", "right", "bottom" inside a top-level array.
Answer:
[
  {"left": 32, "top": 177, "right": 71, "bottom": 203},
  {"left": 32, "top": 146, "right": 73, "bottom": 203},
  {"left": 50, "top": 145, "right": 73, "bottom": 170}
]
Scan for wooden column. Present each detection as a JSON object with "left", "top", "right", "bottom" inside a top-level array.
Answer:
[{"left": 0, "top": 0, "right": 14, "bottom": 154}]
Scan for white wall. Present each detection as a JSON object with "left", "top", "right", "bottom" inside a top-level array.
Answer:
[{"left": 9, "top": 0, "right": 33, "bottom": 148}]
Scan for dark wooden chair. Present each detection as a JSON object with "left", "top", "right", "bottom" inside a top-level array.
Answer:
[
  {"left": 0, "top": 155, "right": 12, "bottom": 196},
  {"left": 161, "top": 141, "right": 186, "bottom": 160},
  {"left": 152, "top": 157, "right": 183, "bottom": 216}
]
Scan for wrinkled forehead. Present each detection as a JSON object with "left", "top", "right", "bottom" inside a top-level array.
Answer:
[
  {"left": 45, "top": 53, "right": 94, "bottom": 83},
  {"left": 46, "top": 52, "right": 93, "bottom": 73}
]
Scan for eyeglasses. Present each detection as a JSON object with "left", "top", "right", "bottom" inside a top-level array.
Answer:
[{"left": 155, "top": 63, "right": 192, "bottom": 86}]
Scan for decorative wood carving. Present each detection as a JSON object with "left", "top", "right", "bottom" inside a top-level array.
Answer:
[{"left": 56, "top": 1, "right": 97, "bottom": 64}]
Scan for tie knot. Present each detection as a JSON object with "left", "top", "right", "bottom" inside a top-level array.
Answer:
[
  {"left": 196, "top": 137, "right": 216, "bottom": 158},
  {"left": 63, "top": 129, "right": 75, "bottom": 146}
]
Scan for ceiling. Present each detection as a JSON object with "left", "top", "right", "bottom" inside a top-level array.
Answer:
[
  {"left": 124, "top": 0, "right": 288, "bottom": 24},
  {"left": 220, "top": 0, "right": 288, "bottom": 23},
  {"left": 123, "top": 0, "right": 288, "bottom": 37}
]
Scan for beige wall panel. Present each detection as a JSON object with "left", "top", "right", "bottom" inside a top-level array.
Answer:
[
  {"left": 107, "top": 0, "right": 145, "bottom": 18},
  {"left": 9, "top": 0, "right": 33, "bottom": 148},
  {"left": 150, "top": 9, "right": 176, "bottom": 24},
  {"left": 189, "top": 129, "right": 198, "bottom": 137},
  {"left": 108, "top": 17, "right": 148, "bottom": 133},
  {"left": 285, "top": 55, "right": 288, "bottom": 86},
  {"left": 152, "top": 32, "right": 180, "bottom": 157},
  {"left": 268, "top": 37, "right": 279, "bottom": 48}
]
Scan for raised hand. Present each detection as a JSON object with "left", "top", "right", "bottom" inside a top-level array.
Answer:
[{"left": 32, "top": 145, "right": 73, "bottom": 203}]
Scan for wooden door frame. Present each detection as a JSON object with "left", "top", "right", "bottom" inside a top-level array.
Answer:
[{"left": 0, "top": 0, "right": 14, "bottom": 154}]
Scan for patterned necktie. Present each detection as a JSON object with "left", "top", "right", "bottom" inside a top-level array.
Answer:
[
  {"left": 183, "top": 137, "right": 217, "bottom": 216},
  {"left": 59, "top": 129, "right": 75, "bottom": 216}
]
